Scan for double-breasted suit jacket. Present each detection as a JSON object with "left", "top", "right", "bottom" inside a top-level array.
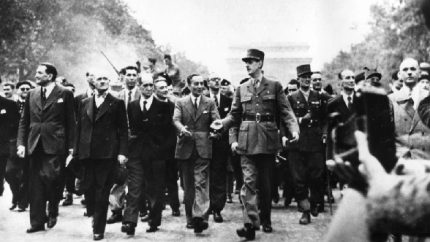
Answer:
[
  {"left": 127, "top": 97, "right": 173, "bottom": 161},
  {"left": 0, "top": 96, "right": 20, "bottom": 156},
  {"left": 173, "top": 95, "right": 220, "bottom": 160},
  {"left": 17, "top": 85, "right": 75, "bottom": 156},
  {"left": 74, "top": 93, "right": 128, "bottom": 160},
  {"left": 223, "top": 77, "right": 299, "bottom": 155}
]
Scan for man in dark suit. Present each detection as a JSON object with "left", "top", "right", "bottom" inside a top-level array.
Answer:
[
  {"left": 121, "top": 74, "right": 173, "bottom": 235},
  {"left": 5, "top": 81, "right": 30, "bottom": 211},
  {"left": 17, "top": 63, "right": 75, "bottom": 233},
  {"left": 61, "top": 72, "right": 96, "bottom": 207},
  {"left": 74, "top": 73, "right": 128, "bottom": 240},
  {"left": 207, "top": 76, "right": 232, "bottom": 222},
  {"left": 153, "top": 73, "right": 181, "bottom": 217},
  {"left": 326, "top": 69, "right": 357, "bottom": 162},
  {"left": 287, "top": 65, "right": 328, "bottom": 225},
  {"left": 173, "top": 74, "right": 220, "bottom": 234},
  {"left": 212, "top": 49, "right": 299, "bottom": 240},
  {"left": 0, "top": 94, "right": 20, "bottom": 197},
  {"left": 107, "top": 66, "right": 143, "bottom": 224}
]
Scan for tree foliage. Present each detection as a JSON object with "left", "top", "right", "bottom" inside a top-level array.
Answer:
[
  {"left": 322, "top": 0, "right": 430, "bottom": 90},
  {"left": 0, "top": 0, "right": 206, "bottom": 92}
]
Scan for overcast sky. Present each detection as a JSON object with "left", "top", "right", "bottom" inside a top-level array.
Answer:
[{"left": 125, "top": 0, "right": 382, "bottom": 76}]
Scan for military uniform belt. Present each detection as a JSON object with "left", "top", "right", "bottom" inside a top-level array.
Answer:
[{"left": 243, "top": 113, "right": 274, "bottom": 123}]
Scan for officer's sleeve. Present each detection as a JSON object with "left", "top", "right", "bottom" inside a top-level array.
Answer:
[
  {"left": 276, "top": 82, "right": 299, "bottom": 135},
  {"left": 222, "top": 87, "right": 242, "bottom": 130},
  {"left": 229, "top": 127, "right": 239, "bottom": 145},
  {"left": 173, "top": 99, "right": 185, "bottom": 133}
]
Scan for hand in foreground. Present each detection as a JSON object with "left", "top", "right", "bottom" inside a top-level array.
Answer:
[
  {"left": 289, "top": 132, "right": 299, "bottom": 143},
  {"left": 17, "top": 145, "right": 25, "bottom": 158},
  {"left": 118, "top": 154, "right": 128, "bottom": 165},
  {"left": 231, "top": 142, "right": 239, "bottom": 153}
]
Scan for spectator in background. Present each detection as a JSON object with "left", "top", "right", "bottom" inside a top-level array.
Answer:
[
  {"left": 388, "top": 70, "right": 403, "bottom": 95},
  {"left": 2, "top": 82, "right": 17, "bottom": 101},
  {"left": 164, "top": 54, "right": 182, "bottom": 88},
  {"left": 284, "top": 79, "right": 300, "bottom": 95}
]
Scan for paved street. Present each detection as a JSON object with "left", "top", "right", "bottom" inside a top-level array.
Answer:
[{"left": 0, "top": 184, "right": 336, "bottom": 241}]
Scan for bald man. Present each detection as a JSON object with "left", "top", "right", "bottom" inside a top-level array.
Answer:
[{"left": 389, "top": 58, "right": 430, "bottom": 160}]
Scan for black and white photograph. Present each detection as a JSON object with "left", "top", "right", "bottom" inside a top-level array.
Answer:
[{"left": 1, "top": 0, "right": 430, "bottom": 241}]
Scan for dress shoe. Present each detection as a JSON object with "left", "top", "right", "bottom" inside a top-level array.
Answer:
[
  {"left": 186, "top": 222, "right": 194, "bottom": 229},
  {"left": 121, "top": 223, "right": 135, "bottom": 235},
  {"left": 262, "top": 224, "right": 273, "bottom": 233},
  {"left": 310, "top": 206, "right": 319, "bottom": 217},
  {"left": 193, "top": 217, "right": 208, "bottom": 233},
  {"left": 93, "top": 233, "right": 104, "bottom": 241},
  {"left": 140, "top": 214, "right": 150, "bottom": 222},
  {"left": 299, "top": 212, "right": 311, "bottom": 225},
  {"left": 172, "top": 209, "right": 180, "bottom": 217},
  {"left": 80, "top": 198, "right": 86, "bottom": 205},
  {"left": 62, "top": 194, "right": 73, "bottom": 206},
  {"left": 146, "top": 226, "right": 159, "bottom": 233},
  {"left": 236, "top": 223, "right": 255, "bottom": 240},
  {"left": 213, "top": 211, "right": 223, "bottom": 223},
  {"left": 106, "top": 212, "right": 122, "bottom": 224},
  {"left": 26, "top": 226, "right": 45, "bottom": 233},
  {"left": 47, "top": 216, "right": 57, "bottom": 228},
  {"left": 9, "top": 203, "right": 17, "bottom": 210},
  {"left": 17, "top": 207, "right": 26, "bottom": 212}
]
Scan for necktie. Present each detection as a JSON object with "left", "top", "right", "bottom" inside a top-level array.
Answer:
[
  {"left": 214, "top": 95, "right": 219, "bottom": 107},
  {"left": 41, "top": 87, "right": 46, "bottom": 105},
  {"left": 128, "top": 90, "right": 132, "bottom": 104},
  {"left": 347, "top": 96, "right": 352, "bottom": 110},
  {"left": 254, "top": 79, "right": 259, "bottom": 92},
  {"left": 143, "top": 100, "right": 148, "bottom": 113},
  {"left": 194, "top": 97, "right": 198, "bottom": 110}
]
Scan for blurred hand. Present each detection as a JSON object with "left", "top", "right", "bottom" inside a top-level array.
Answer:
[
  {"left": 181, "top": 126, "right": 192, "bottom": 137},
  {"left": 282, "top": 136, "right": 289, "bottom": 148},
  {"left": 290, "top": 132, "right": 299, "bottom": 143},
  {"left": 231, "top": 142, "right": 239, "bottom": 153},
  {"left": 118, "top": 154, "right": 128, "bottom": 165},
  {"left": 17, "top": 145, "right": 25, "bottom": 158},
  {"left": 210, "top": 120, "right": 223, "bottom": 131}
]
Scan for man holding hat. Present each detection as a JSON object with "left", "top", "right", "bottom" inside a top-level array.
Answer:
[
  {"left": 211, "top": 48, "right": 299, "bottom": 239},
  {"left": 287, "top": 64, "right": 328, "bottom": 225}
]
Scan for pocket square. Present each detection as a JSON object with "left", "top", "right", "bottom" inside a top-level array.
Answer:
[
  {"left": 224, "top": 107, "right": 229, "bottom": 111},
  {"left": 0, "top": 109, "right": 6, "bottom": 114},
  {"left": 57, "top": 98, "right": 64, "bottom": 103},
  {"left": 203, "top": 110, "right": 209, "bottom": 114}
]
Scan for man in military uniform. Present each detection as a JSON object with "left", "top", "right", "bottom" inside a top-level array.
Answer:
[
  {"left": 212, "top": 49, "right": 299, "bottom": 240},
  {"left": 287, "top": 65, "right": 327, "bottom": 225}
]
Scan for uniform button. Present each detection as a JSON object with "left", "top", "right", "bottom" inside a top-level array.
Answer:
[{"left": 256, "top": 104, "right": 259, "bottom": 106}]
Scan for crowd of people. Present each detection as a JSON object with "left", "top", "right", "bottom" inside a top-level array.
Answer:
[{"left": 0, "top": 49, "right": 430, "bottom": 241}]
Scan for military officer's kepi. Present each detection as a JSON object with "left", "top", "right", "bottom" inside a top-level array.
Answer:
[
  {"left": 242, "top": 49, "right": 265, "bottom": 62},
  {"left": 296, "top": 64, "right": 312, "bottom": 77}
]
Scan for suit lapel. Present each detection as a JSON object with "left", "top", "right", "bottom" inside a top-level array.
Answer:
[
  {"left": 43, "top": 85, "right": 60, "bottom": 110},
  {"left": 184, "top": 96, "right": 196, "bottom": 119},
  {"left": 86, "top": 97, "right": 95, "bottom": 123},
  {"left": 33, "top": 87, "right": 43, "bottom": 111},
  {"left": 95, "top": 94, "right": 113, "bottom": 121},
  {"left": 298, "top": 90, "right": 309, "bottom": 109},
  {"left": 338, "top": 96, "right": 350, "bottom": 116}
]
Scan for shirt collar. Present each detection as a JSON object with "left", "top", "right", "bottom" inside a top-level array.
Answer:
[
  {"left": 140, "top": 95, "right": 154, "bottom": 110},
  {"left": 190, "top": 94, "right": 201, "bottom": 104},
  {"left": 43, "top": 82, "right": 56, "bottom": 97}
]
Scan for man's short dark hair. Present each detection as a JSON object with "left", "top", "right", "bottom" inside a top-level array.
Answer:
[
  {"left": 288, "top": 79, "right": 300, "bottom": 87},
  {"left": 3, "top": 82, "right": 15, "bottom": 89},
  {"left": 125, "top": 66, "right": 139, "bottom": 73},
  {"left": 391, "top": 70, "right": 399, "bottom": 81},
  {"left": 187, "top": 74, "right": 200, "bottom": 86},
  {"left": 148, "top": 58, "right": 157, "bottom": 65},
  {"left": 164, "top": 54, "right": 172, "bottom": 60},
  {"left": 119, "top": 67, "right": 126, "bottom": 75},
  {"left": 40, "top": 62, "right": 57, "bottom": 81}
]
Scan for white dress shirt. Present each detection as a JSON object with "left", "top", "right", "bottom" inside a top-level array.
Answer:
[
  {"left": 210, "top": 91, "right": 221, "bottom": 106},
  {"left": 95, "top": 91, "right": 108, "bottom": 108},
  {"left": 342, "top": 92, "right": 354, "bottom": 107},
  {"left": 44, "top": 82, "right": 56, "bottom": 98},
  {"left": 191, "top": 95, "right": 201, "bottom": 108},
  {"left": 140, "top": 95, "right": 154, "bottom": 111}
]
